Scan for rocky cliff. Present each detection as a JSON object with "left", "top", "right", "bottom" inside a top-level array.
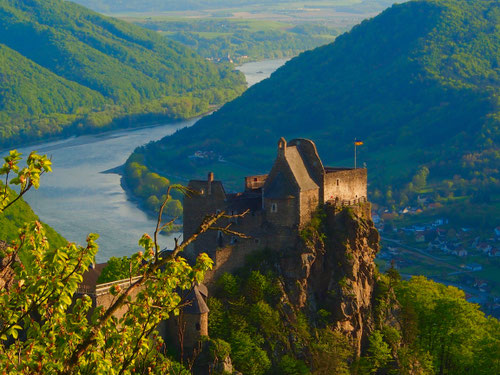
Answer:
[{"left": 279, "top": 202, "right": 380, "bottom": 354}]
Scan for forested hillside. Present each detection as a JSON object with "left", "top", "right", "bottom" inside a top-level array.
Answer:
[
  {"left": 0, "top": 0, "right": 246, "bottom": 147},
  {"left": 135, "top": 0, "right": 500, "bottom": 227}
]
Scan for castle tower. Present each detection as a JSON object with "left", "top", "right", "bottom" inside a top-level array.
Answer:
[{"left": 164, "top": 284, "right": 209, "bottom": 351}]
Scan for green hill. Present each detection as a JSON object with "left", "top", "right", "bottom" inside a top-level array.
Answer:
[
  {"left": 136, "top": 0, "right": 500, "bottom": 227},
  {"left": 0, "top": 0, "right": 246, "bottom": 147},
  {"left": 0, "top": 185, "right": 66, "bottom": 248}
]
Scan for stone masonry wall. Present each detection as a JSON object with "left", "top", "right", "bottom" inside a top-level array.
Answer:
[
  {"left": 299, "top": 189, "right": 320, "bottom": 228},
  {"left": 183, "top": 182, "right": 226, "bottom": 259},
  {"left": 323, "top": 168, "right": 367, "bottom": 203}
]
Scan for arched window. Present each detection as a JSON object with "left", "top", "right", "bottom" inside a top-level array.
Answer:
[{"left": 271, "top": 203, "right": 278, "bottom": 213}]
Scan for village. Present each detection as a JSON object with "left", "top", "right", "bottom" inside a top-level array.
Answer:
[{"left": 372, "top": 198, "right": 500, "bottom": 319}]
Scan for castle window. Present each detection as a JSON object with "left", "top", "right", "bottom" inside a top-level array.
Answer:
[
  {"left": 271, "top": 203, "right": 278, "bottom": 213},
  {"left": 195, "top": 323, "right": 201, "bottom": 331},
  {"left": 231, "top": 236, "right": 238, "bottom": 244},
  {"left": 337, "top": 179, "right": 340, "bottom": 186}
]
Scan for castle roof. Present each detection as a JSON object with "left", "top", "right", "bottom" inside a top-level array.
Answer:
[
  {"left": 183, "top": 284, "right": 209, "bottom": 315},
  {"left": 188, "top": 180, "right": 225, "bottom": 195},
  {"left": 264, "top": 171, "right": 296, "bottom": 199},
  {"left": 285, "top": 145, "right": 319, "bottom": 191},
  {"left": 226, "top": 192, "right": 262, "bottom": 212}
]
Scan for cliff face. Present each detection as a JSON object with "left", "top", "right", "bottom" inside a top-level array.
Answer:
[{"left": 279, "top": 203, "right": 380, "bottom": 354}]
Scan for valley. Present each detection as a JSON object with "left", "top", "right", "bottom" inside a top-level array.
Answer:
[
  {"left": 0, "top": 1, "right": 499, "bottom": 373},
  {"left": 1, "top": 59, "right": 285, "bottom": 263}
]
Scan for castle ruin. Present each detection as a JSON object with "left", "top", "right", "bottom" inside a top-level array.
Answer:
[{"left": 184, "top": 138, "right": 367, "bottom": 281}]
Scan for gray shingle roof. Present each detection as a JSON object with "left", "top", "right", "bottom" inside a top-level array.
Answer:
[
  {"left": 183, "top": 285, "right": 209, "bottom": 314},
  {"left": 264, "top": 171, "right": 296, "bottom": 199},
  {"left": 285, "top": 146, "right": 319, "bottom": 191}
]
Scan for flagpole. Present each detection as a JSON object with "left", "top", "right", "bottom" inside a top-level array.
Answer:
[{"left": 354, "top": 140, "right": 357, "bottom": 169}]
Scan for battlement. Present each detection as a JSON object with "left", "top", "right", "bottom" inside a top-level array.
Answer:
[{"left": 245, "top": 174, "right": 268, "bottom": 191}]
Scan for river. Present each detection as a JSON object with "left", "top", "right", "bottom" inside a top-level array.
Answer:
[{"left": 6, "top": 59, "right": 286, "bottom": 262}]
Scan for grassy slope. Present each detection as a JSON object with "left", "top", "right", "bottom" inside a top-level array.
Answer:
[
  {"left": 0, "top": 0, "right": 246, "bottom": 146},
  {"left": 0, "top": 186, "right": 66, "bottom": 248},
  {"left": 137, "top": 0, "right": 499, "bottom": 215}
]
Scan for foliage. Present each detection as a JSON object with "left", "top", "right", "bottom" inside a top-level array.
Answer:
[
  {"left": 123, "top": 152, "right": 184, "bottom": 217},
  {"left": 366, "top": 273, "right": 500, "bottom": 375},
  {"left": 206, "top": 337, "right": 231, "bottom": 363},
  {"left": 97, "top": 255, "right": 139, "bottom": 283},
  {"left": 0, "top": 150, "right": 251, "bottom": 374},
  {"left": 365, "top": 330, "right": 392, "bottom": 373},
  {"left": 0, "top": 150, "right": 65, "bottom": 247},
  {"left": 0, "top": 221, "right": 213, "bottom": 374},
  {"left": 277, "top": 354, "right": 310, "bottom": 375},
  {"left": 138, "top": 0, "right": 500, "bottom": 227},
  {"left": 0, "top": 0, "right": 246, "bottom": 147},
  {"left": 300, "top": 207, "right": 327, "bottom": 246},
  {"left": 208, "top": 253, "right": 354, "bottom": 374},
  {"left": 309, "top": 329, "right": 351, "bottom": 375}
]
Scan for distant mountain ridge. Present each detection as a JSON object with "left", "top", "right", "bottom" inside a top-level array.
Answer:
[
  {"left": 137, "top": 0, "right": 499, "bottom": 226},
  {"left": 72, "top": 0, "right": 397, "bottom": 13},
  {"left": 0, "top": 0, "right": 246, "bottom": 146}
]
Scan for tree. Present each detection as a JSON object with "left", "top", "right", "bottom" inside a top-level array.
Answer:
[
  {"left": 366, "top": 330, "right": 391, "bottom": 373},
  {"left": 395, "top": 276, "right": 497, "bottom": 375},
  {"left": 0, "top": 150, "right": 248, "bottom": 374},
  {"left": 97, "top": 256, "right": 137, "bottom": 283},
  {"left": 309, "top": 329, "right": 351, "bottom": 375}
]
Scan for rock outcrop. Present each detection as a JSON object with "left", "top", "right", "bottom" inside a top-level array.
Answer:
[{"left": 280, "top": 202, "right": 380, "bottom": 355}]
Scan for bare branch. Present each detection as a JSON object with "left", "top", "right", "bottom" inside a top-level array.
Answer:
[{"left": 208, "top": 226, "right": 252, "bottom": 239}]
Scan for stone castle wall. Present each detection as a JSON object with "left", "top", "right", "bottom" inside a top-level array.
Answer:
[
  {"left": 299, "top": 189, "right": 320, "bottom": 227},
  {"left": 323, "top": 168, "right": 367, "bottom": 203},
  {"left": 263, "top": 196, "right": 298, "bottom": 228},
  {"left": 183, "top": 182, "right": 226, "bottom": 259}
]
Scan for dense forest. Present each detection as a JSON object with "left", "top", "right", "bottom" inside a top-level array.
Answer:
[
  {"left": 132, "top": 0, "right": 500, "bottom": 228},
  {"left": 202, "top": 257, "right": 499, "bottom": 375},
  {"left": 133, "top": 18, "right": 337, "bottom": 64},
  {"left": 0, "top": 0, "right": 246, "bottom": 147}
]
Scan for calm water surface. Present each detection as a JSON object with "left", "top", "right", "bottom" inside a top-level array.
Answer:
[
  {"left": 238, "top": 58, "right": 289, "bottom": 86},
  {"left": 6, "top": 59, "right": 286, "bottom": 262}
]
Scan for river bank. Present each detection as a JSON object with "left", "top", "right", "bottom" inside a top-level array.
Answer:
[{"left": 5, "top": 59, "right": 287, "bottom": 262}]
